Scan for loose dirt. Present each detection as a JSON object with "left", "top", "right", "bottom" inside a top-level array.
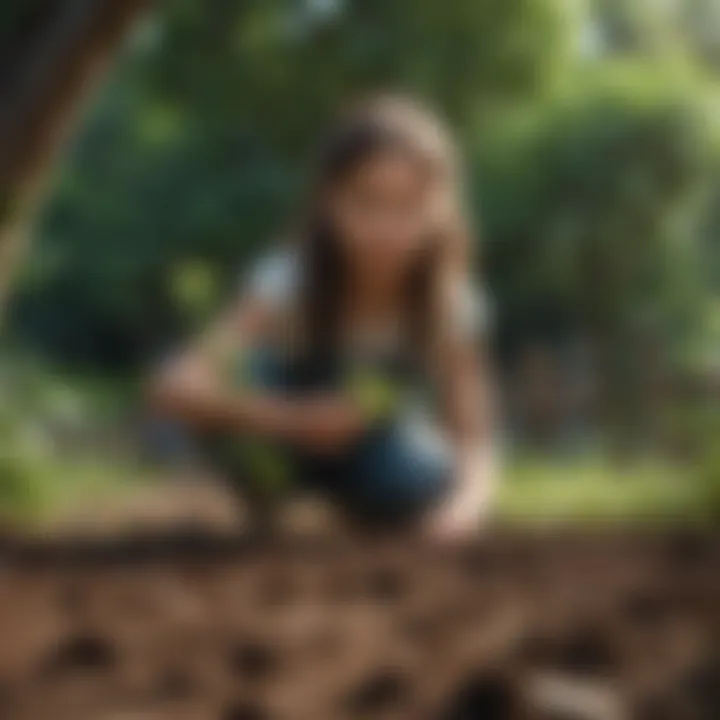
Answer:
[{"left": 0, "top": 525, "right": 716, "bottom": 719}]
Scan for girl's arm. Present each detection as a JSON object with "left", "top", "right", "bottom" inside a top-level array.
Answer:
[
  {"left": 426, "top": 294, "right": 498, "bottom": 539},
  {"left": 148, "top": 297, "right": 365, "bottom": 453}
]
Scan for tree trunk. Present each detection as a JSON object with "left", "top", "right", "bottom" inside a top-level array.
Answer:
[{"left": 0, "top": 0, "right": 152, "bottom": 312}]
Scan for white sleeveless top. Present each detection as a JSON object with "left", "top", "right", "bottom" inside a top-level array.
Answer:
[{"left": 242, "top": 248, "right": 489, "bottom": 357}]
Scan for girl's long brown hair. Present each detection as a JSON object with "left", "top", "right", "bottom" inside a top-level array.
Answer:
[{"left": 296, "top": 96, "right": 471, "bottom": 362}]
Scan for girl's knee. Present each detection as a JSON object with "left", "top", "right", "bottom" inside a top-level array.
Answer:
[{"left": 347, "top": 422, "right": 452, "bottom": 518}]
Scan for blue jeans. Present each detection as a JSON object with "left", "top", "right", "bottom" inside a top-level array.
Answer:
[{"left": 195, "top": 349, "right": 452, "bottom": 523}]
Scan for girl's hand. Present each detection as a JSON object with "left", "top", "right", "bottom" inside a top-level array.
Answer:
[
  {"left": 289, "top": 396, "right": 366, "bottom": 454},
  {"left": 425, "top": 451, "right": 496, "bottom": 542},
  {"left": 424, "top": 495, "right": 486, "bottom": 542}
]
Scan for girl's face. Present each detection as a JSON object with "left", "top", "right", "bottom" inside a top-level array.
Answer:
[{"left": 325, "top": 150, "right": 438, "bottom": 284}]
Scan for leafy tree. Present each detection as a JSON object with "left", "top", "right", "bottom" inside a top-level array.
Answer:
[{"left": 9, "top": 0, "right": 571, "bottom": 366}]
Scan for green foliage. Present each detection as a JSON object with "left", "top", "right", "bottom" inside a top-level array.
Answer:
[
  {"left": 479, "top": 64, "right": 716, "bottom": 349},
  {"left": 0, "top": 355, "right": 139, "bottom": 521},
  {"left": 6, "top": 0, "right": 574, "bottom": 365},
  {"left": 4, "top": 0, "right": 718, "bottom": 388},
  {"left": 592, "top": 0, "right": 720, "bottom": 72}
]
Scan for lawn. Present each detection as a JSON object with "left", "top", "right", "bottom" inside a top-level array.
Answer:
[{"left": 499, "top": 455, "right": 717, "bottom": 524}]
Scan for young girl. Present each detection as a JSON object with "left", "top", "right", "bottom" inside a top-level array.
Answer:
[{"left": 151, "top": 96, "right": 495, "bottom": 540}]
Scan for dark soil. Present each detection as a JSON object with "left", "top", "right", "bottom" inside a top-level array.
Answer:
[{"left": 0, "top": 528, "right": 717, "bottom": 719}]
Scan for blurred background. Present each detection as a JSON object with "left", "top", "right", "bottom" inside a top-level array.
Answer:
[{"left": 1, "top": 0, "right": 719, "bottom": 529}]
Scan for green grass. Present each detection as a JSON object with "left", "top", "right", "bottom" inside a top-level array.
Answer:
[
  {"left": 0, "top": 357, "right": 146, "bottom": 525},
  {"left": 2, "top": 357, "right": 717, "bottom": 528},
  {"left": 498, "top": 456, "right": 715, "bottom": 524},
  {"left": 0, "top": 453, "right": 149, "bottom": 526},
  {"left": 3, "top": 453, "right": 714, "bottom": 529}
]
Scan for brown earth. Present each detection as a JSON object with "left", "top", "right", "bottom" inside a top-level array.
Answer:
[{"left": 0, "top": 523, "right": 717, "bottom": 720}]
